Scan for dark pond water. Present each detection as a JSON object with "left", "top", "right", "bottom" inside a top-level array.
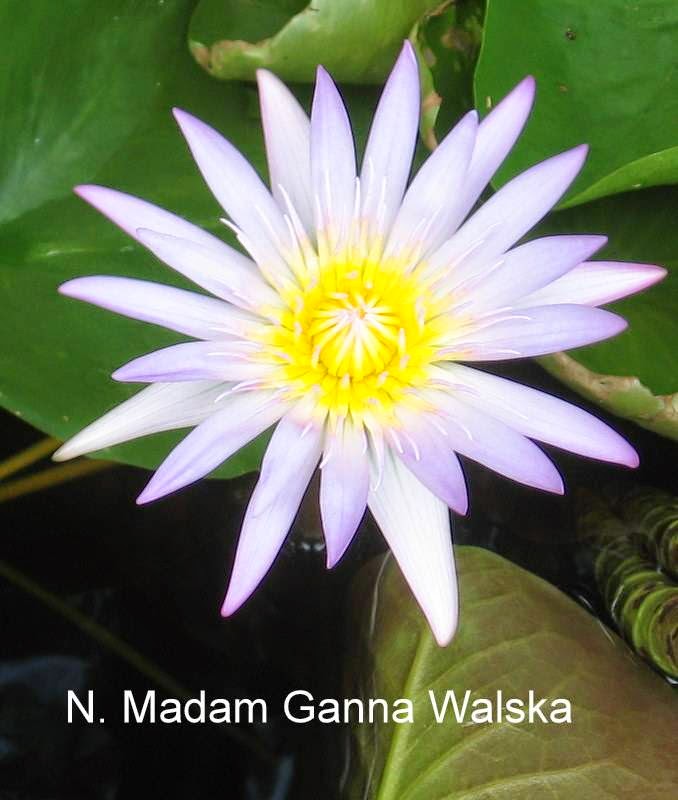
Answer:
[{"left": 1, "top": 360, "right": 675, "bottom": 798}]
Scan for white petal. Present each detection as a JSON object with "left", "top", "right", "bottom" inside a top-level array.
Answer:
[
  {"left": 137, "top": 391, "right": 285, "bottom": 503},
  {"left": 360, "top": 41, "right": 420, "bottom": 240},
  {"left": 427, "top": 391, "right": 564, "bottom": 494},
  {"left": 426, "top": 145, "right": 588, "bottom": 279},
  {"left": 457, "top": 235, "right": 607, "bottom": 312},
  {"left": 53, "top": 381, "right": 227, "bottom": 461},
  {"left": 112, "top": 341, "right": 272, "bottom": 384},
  {"left": 136, "top": 229, "right": 282, "bottom": 313},
  {"left": 257, "top": 69, "right": 314, "bottom": 233},
  {"left": 436, "top": 364, "right": 638, "bottom": 467},
  {"left": 391, "top": 410, "right": 468, "bottom": 514},
  {"left": 311, "top": 67, "right": 357, "bottom": 252},
  {"left": 74, "top": 184, "right": 236, "bottom": 252},
  {"left": 368, "top": 451, "right": 458, "bottom": 646},
  {"left": 221, "top": 414, "right": 323, "bottom": 615},
  {"left": 450, "top": 304, "right": 627, "bottom": 361},
  {"left": 517, "top": 261, "right": 667, "bottom": 308},
  {"left": 386, "top": 111, "right": 477, "bottom": 260},
  {"left": 460, "top": 76, "right": 536, "bottom": 214},
  {"left": 59, "top": 276, "right": 258, "bottom": 340},
  {"left": 320, "top": 422, "right": 369, "bottom": 567},
  {"left": 173, "top": 109, "right": 294, "bottom": 281}
]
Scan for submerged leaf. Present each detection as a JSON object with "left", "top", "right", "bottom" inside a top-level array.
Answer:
[{"left": 347, "top": 547, "right": 678, "bottom": 799}]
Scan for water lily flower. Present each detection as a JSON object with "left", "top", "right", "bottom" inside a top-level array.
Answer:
[{"left": 54, "top": 42, "right": 664, "bottom": 645}]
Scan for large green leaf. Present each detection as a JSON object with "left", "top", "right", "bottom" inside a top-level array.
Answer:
[
  {"left": 0, "top": 0, "right": 266, "bottom": 476},
  {"left": 347, "top": 547, "right": 678, "bottom": 799},
  {"left": 413, "top": 1, "right": 678, "bottom": 439},
  {"left": 474, "top": 0, "right": 678, "bottom": 206},
  {"left": 0, "top": 0, "right": 379, "bottom": 476},
  {"left": 536, "top": 186, "right": 678, "bottom": 440},
  {"left": 188, "top": 0, "right": 442, "bottom": 83}
]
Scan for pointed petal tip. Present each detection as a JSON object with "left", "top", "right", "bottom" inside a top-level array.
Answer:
[
  {"left": 639, "top": 263, "right": 668, "bottom": 287},
  {"left": 220, "top": 588, "right": 246, "bottom": 618},
  {"left": 521, "top": 74, "right": 536, "bottom": 93},
  {"left": 110, "top": 366, "right": 133, "bottom": 382},
  {"left": 549, "top": 142, "right": 588, "bottom": 173},
  {"left": 453, "top": 497, "right": 469, "bottom": 516},
  {"left": 620, "top": 443, "right": 640, "bottom": 469},
  {"left": 325, "top": 540, "right": 351, "bottom": 570},
  {"left": 499, "top": 74, "right": 536, "bottom": 110},
  {"left": 51, "top": 443, "right": 73, "bottom": 462},
  {"left": 135, "top": 486, "right": 157, "bottom": 506},
  {"left": 550, "top": 475, "right": 566, "bottom": 495},
  {"left": 433, "top": 627, "right": 456, "bottom": 648},
  {"left": 456, "top": 109, "right": 479, "bottom": 133},
  {"left": 611, "top": 314, "right": 629, "bottom": 336},
  {"left": 588, "top": 425, "right": 640, "bottom": 469},
  {"left": 399, "top": 39, "right": 417, "bottom": 66},
  {"left": 137, "top": 471, "right": 190, "bottom": 504},
  {"left": 541, "top": 143, "right": 588, "bottom": 180},
  {"left": 136, "top": 472, "right": 175, "bottom": 505},
  {"left": 315, "top": 64, "right": 331, "bottom": 83},
  {"left": 172, "top": 107, "right": 196, "bottom": 132},
  {"left": 73, "top": 183, "right": 99, "bottom": 201},
  {"left": 430, "top": 612, "right": 458, "bottom": 647},
  {"left": 536, "top": 465, "right": 565, "bottom": 496},
  {"left": 255, "top": 68, "right": 281, "bottom": 92},
  {"left": 571, "top": 142, "right": 589, "bottom": 164},
  {"left": 58, "top": 277, "right": 87, "bottom": 298}
]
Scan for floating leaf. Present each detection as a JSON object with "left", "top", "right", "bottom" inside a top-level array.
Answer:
[
  {"left": 536, "top": 186, "right": 678, "bottom": 440},
  {"left": 347, "top": 547, "right": 678, "bottom": 799},
  {"left": 188, "top": 0, "right": 442, "bottom": 83},
  {"left": 0, "top": 0, "right": 378, "bottom": 476},
  {"left": 560, "top": 146, "right": 678, "bottom": 209},
  {"left": 474, "top": 0, "right": 678, "bottom": 206}
]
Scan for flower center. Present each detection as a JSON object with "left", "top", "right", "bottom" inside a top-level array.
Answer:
[
  {"left": 263, "top": 259, "right": 452, "bottom": 420},
  {"left": 307, "top": 285, "right": 402, "bottom": 379}
]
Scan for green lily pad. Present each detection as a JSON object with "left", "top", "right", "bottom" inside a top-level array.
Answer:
[
  {"left": 0, "top": 0, "right": 379, "bottom": 477},
  {"left": 474, "top": 0, "right": 678, "bottom": 206},
  {"left": 560, "top": 146, "right": 678, "bottom": 209},
  {"left": 188, "top": 0, "right": 442, "bottom": 83},
  {"left": 347, "top": 547, "right": 678, "bottom": 799},
  {"left": 536, "top": 186, "right": 678, "bottom": 441}
]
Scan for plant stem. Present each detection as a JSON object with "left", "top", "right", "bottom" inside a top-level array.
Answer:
[
  {"left": 0, "top": 459, "right": 115, "bottom": 503},
  {"left": 0, "top": 435, "right": 60, "bottom": 481}
]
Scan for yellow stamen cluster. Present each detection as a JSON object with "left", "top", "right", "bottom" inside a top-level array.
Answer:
[{"left": 262, "top": 256, "right": 452, "bottom": 423}]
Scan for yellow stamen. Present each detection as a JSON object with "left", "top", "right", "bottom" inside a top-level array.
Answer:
[{"left": 260, "top": 252, "right": 457, "bottom": 422}]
